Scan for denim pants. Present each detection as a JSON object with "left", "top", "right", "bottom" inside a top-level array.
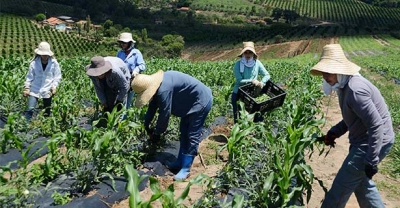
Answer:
[
  {"left": 179, "top": 98, "right": 212, "bottom": 156},
  {"left": 25, "top": 95, "right": 52, "bottom": 121},
  {"left": 321, "top": 140, "right": 394, "bottom": 208},
  {"left": 231, "top": 92, "right": 263, "bottom": 123},
  {"left": 126, "top": 90, "right": 135, "bottom": 109}
]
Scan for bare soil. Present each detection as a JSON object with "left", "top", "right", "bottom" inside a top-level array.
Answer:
[{"left": 182, "top": 37, "right": 340, "bottom": 61}]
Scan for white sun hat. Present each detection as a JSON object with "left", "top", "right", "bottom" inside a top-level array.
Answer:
[
  {"left": 238, "top": 41, "right": 258, "bottom": 58},
  {"left": 310, "top": 44, "right": 361, "bottom": 76},
  {"left": 34, "top": 42, "right": 54, "bottom": 56},
  {"left": 117, "top": 32, "right": 136, "bottom": 43},
  {"left": 131, "top": 70, "right": 164, "bottom": 108}
]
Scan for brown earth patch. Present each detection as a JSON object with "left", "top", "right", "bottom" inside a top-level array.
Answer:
[{"left": 183, "top": 38, "right": 339, "bottom": 61}]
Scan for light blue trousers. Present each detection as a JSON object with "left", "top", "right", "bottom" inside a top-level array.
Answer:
[
  {"left": 321, "top": 140, "right": 394, "bottom": 208},
  {"left": 25, "top": 95, "right": 52, "bottom": 121}
]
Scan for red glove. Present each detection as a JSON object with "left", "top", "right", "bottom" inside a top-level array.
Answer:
[{"left": 317, "top": 131, "right": 337, "bottom": 147}]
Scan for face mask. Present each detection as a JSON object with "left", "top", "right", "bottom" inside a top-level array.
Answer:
[{"left": 322, "top": 74, "right": 351, "bottom": 95}]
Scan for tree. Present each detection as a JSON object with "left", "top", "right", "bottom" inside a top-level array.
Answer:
[
  {"left": 141, "top": 28, "right": 148, "bottom": 43},
  {"left": 35, "top": 13, "right": 46, "bottom": 22},
  {"left": 161, "top": 34, "right": 185, "bottom": 58},
  {"left": 271, "top": 8, "right": 283, "bottom": 22},
  {"left": 282, "top": 10, "right": 300, "bottom": 24},
  {"left": 103, "top": 19, "right": 113, "bottom": 30},
  {"left": 251, "top": 6, "right": 257, "bottom": 15},
  {"left": 85, "top": 15, "right": 91, "bottom": 33}
]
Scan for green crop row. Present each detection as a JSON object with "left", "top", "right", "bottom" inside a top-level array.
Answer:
[{"left": 0, "top": 15, "right": 116, "bottom": 58}]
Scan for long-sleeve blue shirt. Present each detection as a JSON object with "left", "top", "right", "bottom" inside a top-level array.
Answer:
[
  {"left": 116, "top": 48, "right": 146, "bottom": 74},
  {"left": 232, "top": 59, "right": 270, "bottom": 93},
  {"left": 144, "top": 71, "right": 212, "bottom": 135},
  {"left": 330, "top": 75, "right": 394, "bottom": 166}
]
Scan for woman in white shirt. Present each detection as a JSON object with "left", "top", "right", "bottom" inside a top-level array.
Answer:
[{"left": 23, "top": 42, "right": 62, "bottom": 121}]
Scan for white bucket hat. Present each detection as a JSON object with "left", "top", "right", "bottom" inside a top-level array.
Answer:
[
  {"left": 310, "top": 44, "right": 361, "bottom": 76},
  {"left": 238, "top": 41, "right": 258, "bottom": 58},
  {"left": 118, "top": 32, "right": 136, "bottom": 43},
  {"left": 34, "top": 42, "right": 54, "bottom": 56},
  {"left": 85, "top": 56, "right": 112, "bottom": 76},
  {"left": 131, "top": 70, "right": 164, "bottom": 108}
]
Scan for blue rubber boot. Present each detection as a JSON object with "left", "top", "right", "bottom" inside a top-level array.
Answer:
[
  {"left": 165, "top": 148, "right": 183, "bottom": 170},
  {"left": 174, "top": 154, "right": 195, "bottom": 181}
]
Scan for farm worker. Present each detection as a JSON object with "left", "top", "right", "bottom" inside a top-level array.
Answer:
[
  {"left": 310, "top": 44, "right": 394, "bottom": 208},
  {"left": 85, "top": 56, "right": 131, "bottom": 113},
  {"left": 116, "top": 32, "right": 146, "bottom": 109},
  {"left": 131, "top": 70, "right": 213, "bottom": 181},
  {"left": 232, "top": 41, "right": 270, "bottom": 123},
  {"left": 23, "top": 41, "right": 62, "bottom": 122}
]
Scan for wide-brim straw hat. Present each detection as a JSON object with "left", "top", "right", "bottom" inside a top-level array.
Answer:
[
  {"left": 310, "top": 44, "right": 361, "bottom": 76},
  {"left": 85, "top": 56, "right": 112, "bottom": 76},
  {"left": 118, "top": 32, "right": 136, "bottom": 43},
  {"left": 131, "top": 70, "right": 164, "bottom": 108},
  {"left": 238, "top": 41, "right": 258, "bottom": 58},
  {"left": 34, "top": 42, "right": 54, "bottom": 56}
]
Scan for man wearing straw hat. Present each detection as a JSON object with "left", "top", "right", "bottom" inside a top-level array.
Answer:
[
  {"left": 232, "top": 41, "right": 270, "bottom": 123},
  {"left": 131, "top": 70, "right": 213, "bottom": 181},
  {"left": 86, "top": 56, "right": 131, "bottom": 113},
  {"left": 310, "top": 44, "right": 394, "bottom": 208},
  {"left": 116, "top": 32, "right": 146, "bottom": 109}
]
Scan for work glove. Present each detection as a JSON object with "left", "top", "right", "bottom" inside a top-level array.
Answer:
[
  {"left": 103, "top": 104, "right": 111, "bottom": 113},
  {"left": 51, "top": 87, "right": 57, "bottom": 95},
  {"left": 150, "top": 133, "right": 161, "bottom": 145},
  {"left": 145, "top": 126, "right": 153, "bottom": 136},
  {"left": 145, "top": 126, "right": 161, "bottom": 145},
  {"left": 251, "top": 80, "right": 263, "bottom": 88},
  {"left": 316, "top": 130, "right": 337, "bottom": 147},
  {"left": 365, "top": 164, "right": 378, "bottom": 179},
  {"left": 23, "top": 88, "right": 30, "bottom": 97}
]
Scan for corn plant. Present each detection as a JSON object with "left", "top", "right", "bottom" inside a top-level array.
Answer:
[{"left": 124, "top": 164, "right": 209, "bottom": 208}]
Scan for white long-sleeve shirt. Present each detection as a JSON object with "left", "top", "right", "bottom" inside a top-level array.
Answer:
[{"left": 24, "top": 57, "right": 62, "bottom": 98}]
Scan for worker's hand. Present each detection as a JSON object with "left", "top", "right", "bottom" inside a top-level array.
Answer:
[
  {"left": 103, "top": 104, "right": 111, "bottom": 113},
  {"left": 23, "top": 88, "right": 30, "bottom": 97},
  {"left": 150, "top": 133, "right": 161, "bottom": 145},
  {"left": 132, "top": 71, "right": 139, "bottom": 77},
  {"left": 145, "top": 126, "right": 153, "bottom": 136},
  {"left": 316, "top": 131, "right": 337, "bottom": 147},
  {"left": 365, "top": 164, "right": 378, "bottom": 179},
  {"left": 251, "top": 80, "right": 263, "bottom": 88},
  {"left": 51, "top": 87, "right": 57, "bottom": 95}
]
